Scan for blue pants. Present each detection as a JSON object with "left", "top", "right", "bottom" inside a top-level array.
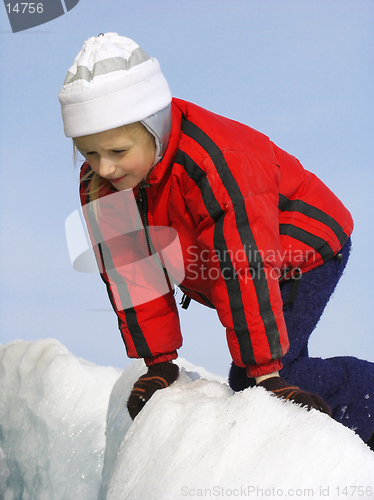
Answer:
[{"left": 228, "top": 238, "right": 374, "bottom": 442}]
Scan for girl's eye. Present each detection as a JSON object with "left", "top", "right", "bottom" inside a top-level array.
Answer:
[{"left": 112, "top": 150, "right": 127, "bottom": 154}]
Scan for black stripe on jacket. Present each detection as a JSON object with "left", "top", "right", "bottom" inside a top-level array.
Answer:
[
  {"left": 177, "top": 117, "right": 283, "bottom": 365},
  {"left": 83, "top": 191, "right": 152, "bottom": 358},
  {"left": 278, "top": 194, "right": 348, "bottom": 262},
  {"left": 175, "top": 149, "right": 256, "bottom": 365},
  {"left": 279, "top": 224, "right": 334, "bottom": 263}
]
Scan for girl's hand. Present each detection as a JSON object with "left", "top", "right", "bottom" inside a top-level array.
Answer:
[
  {"left": 257, "top": 376, "right": 331, "bottom": 415},
  {"left": 127, "top": 362, "right": 179, "bottom": 419}
]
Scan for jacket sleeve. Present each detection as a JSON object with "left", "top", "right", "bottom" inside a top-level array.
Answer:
[
  {"left": 183, "top": 150, "right": 290, "bottom": 378},
  {"left": 79, "top": 165, "right": 182, "bottom": 366}
]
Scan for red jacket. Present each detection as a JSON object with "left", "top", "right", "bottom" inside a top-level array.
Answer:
[{"left": 80, "top": 98, "right": 353, "bottom": 377}]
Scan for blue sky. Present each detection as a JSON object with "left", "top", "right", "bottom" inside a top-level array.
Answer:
[{"left": 0, "top": 0, "right": 373, "bottom": 376}]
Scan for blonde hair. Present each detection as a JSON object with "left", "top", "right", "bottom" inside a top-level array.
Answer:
[{"left": 73, "top": 122, "right": 156, "bottom": 209}]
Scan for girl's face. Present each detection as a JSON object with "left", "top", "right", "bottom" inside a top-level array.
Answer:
[{"left": 76, "top": 125, "right": 156, "bottom": 190}]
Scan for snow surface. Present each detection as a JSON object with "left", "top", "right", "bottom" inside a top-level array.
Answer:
[
  {"left": 0, "top": 339, "right": 373, "bottom": 500},
  {"left": 0, "top": 339, "right": 121, "bottom": 500}
]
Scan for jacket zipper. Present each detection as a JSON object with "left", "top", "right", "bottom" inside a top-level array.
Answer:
[
  {"left": 137, "top": 186, "right": 215, "bottom": 309},
  {"left": 137, "top": 186, "right": 159, "bottom": 262},
  {"left": 137, "top": 186, "right": 173, "bottom": 292}
]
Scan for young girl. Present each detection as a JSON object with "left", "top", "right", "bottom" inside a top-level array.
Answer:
[{"left": 59, "top": 33, "right": 373, "bottom": 447}]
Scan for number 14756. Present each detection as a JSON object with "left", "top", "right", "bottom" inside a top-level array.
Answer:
[{"left": 5, "top": 3, "right": 44, "bottom": 14}]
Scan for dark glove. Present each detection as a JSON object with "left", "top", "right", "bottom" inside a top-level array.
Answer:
[
  {"left": 127, "top": 362, "right": 179, "bottom": 420},
  {"left": 257, "top": 376, "right": 331, "bottom": 416}
]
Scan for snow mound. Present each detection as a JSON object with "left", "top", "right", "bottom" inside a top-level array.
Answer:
[
  {"left": 106, "top": 368, "right": 374, "bottom": 500},
  {"left": 98, "top": 358, "right": 227, "bottom": 499},
  {"left": 0, "top": 338, "right": 121, "bottom": 500},
  {"left": 0, "top": 339, "right": 373, "bottom": 500}
]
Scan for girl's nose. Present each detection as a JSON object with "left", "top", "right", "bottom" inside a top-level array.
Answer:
[{"left": 98, "top": 157, "right": 116, "bottom": 178}]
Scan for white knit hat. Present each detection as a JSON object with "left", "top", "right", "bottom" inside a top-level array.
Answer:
[{"left": 58, "top": 33, "right": 172, "bottom": 140}]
